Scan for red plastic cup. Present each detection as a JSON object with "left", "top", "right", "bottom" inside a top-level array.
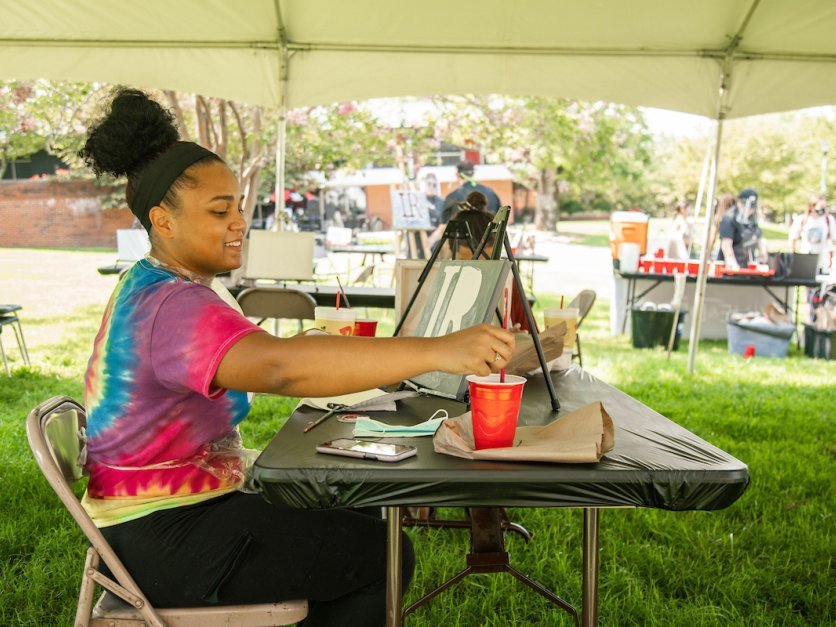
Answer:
[
  {"left": 353, "top": 319, "right": 378, "bottom": 337},
  {"left": 466, "top": 374, "right": 526, "bottom": 449}
]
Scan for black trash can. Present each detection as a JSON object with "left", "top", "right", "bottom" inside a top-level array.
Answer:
[
  {"left": 803, "top": 324, "right": 835, "bottom": 360},
  {"left": 631, "top": 309, "right": 687, "bottom": 350}
]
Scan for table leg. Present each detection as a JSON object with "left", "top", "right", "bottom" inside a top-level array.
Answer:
[
  {"left": 793, "top": 286, "right": 801, "bottom": 350},
  {"left": 386, "top": 506, "right": 403, "bottom": 627},
  {"left": 582, "top": 508, "right": 600, "bottom": 627},
  {"left": 621, "top": 279, "right": 634, "bottom": 335}
]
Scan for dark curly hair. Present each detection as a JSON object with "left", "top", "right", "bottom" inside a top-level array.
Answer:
[{"left": 78, "top": 88, "right": 220, "bottom": 216}]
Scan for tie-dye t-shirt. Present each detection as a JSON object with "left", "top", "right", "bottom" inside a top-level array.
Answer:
[{"left": 82, "top": 259, "right": 264, "bottom": 526}]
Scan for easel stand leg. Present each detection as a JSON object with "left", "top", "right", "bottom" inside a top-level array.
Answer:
[
  {"left": 470, "top": 207, "right": 559, "bottom": 411},
  {"left": 503, "top": 237, "right": 560, "bottom": 411}
]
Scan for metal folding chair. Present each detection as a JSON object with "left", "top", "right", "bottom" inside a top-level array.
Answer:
[
  {"left": 26, "top": 396, "right": 308, "bottom": 627},
  {"left": 0, "top": 304, "right": 30, "bottom": 376},
  {"left": 236, "top": 287, "right": 317, "bottom": 335},
  {"left": 567, "top": 290, "right": 597, "bottom": 367}
]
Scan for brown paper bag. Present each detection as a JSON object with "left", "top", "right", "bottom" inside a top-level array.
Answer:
[
  {"left": 506, "top": 322, "right": 566, "bottom": 376},
  {"left": 433, "top": 401, "right": 614, "bottom": 463}
]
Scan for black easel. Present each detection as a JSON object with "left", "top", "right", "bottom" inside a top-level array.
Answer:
[
  {"left": 394, "top": 212, "right": 479, "bottom": 337},
  {"left": 397, "top": 208, "right": 575, "bottom": 623},
  {"left": 395, "top": 205, "right": 560, "bottom": 411}
]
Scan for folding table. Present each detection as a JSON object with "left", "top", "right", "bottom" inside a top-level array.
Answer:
[{"left": 254, "top": 366, "right": 749, "bottom": 626}]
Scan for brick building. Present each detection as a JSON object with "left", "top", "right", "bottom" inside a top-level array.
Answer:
[{"left": 0, "top": 179, "right": 134, "bottom": 248}]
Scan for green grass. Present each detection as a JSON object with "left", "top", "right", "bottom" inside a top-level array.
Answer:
[
  {"left": 1, "top": 250, "right": 833, "bottom": 626},
  {"left": 759, "top": 225, "right": 789, "bottom": 241},
  {"left": 554, "top": 220, "right": 612, "bottom": 247}
]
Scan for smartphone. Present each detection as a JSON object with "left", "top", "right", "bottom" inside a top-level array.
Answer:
[{"left": 316, "top": 438, "right": 417, "bottom": 462}]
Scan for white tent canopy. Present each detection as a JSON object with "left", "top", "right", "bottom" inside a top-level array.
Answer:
[
  {"left": 2, "top": 0, "right": 836, "bottom": 119},
  {"left": 3, "top": 0, "right": 836, "bottom": 370}
]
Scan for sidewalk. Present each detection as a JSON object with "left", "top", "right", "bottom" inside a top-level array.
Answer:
[{"left": 526, "top": 231, "right": 613, "bottom": 301}]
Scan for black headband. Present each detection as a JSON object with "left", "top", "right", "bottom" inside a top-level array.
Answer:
[{"left": 130, "top": 141, "right": 217, "bottom": 231}]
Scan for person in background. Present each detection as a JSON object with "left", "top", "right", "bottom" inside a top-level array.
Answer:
[
  {"left": 789, "top": 194, "right": 835, "bottom": 271},
  {"left": 440, "top": 160, "right": 501, "bottom": 223},
  {"left": 709, "top": 193, "right": 737, "bottom": 254},
  {"left": 422, "top": 172, "right": 444, "bottom": 227},
  {"left": 465, "top": 189, "right": 488, "bottom": 212},
  {"left": 77, "top": 88, "right": 515, "bottom": 627},
  {"left": 717, "top": 188, "right": 767, "bottom": 270},
  {"left": 667, "top": 200, "right": 693, "bottom": 259}
]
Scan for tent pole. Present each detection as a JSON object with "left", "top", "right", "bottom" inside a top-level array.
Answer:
[
  {"left": 273, "top": 104, "right": 287, "bottom": 231},
  {"left": 693, "top": 142, "right": 712, "bottom": 221},
  {"left": 687, "top": 116, "right": 724, "bottom": 373},
  {"left": 272, "top": 2, "right": 289, "bottom": 231},
  {"left": 686, "top": 142, "right": 713, "bottom": 259}
]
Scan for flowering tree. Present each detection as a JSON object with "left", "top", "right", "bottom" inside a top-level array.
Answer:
[
  {"left": 430, "top": 95, "right": 654, "bottom": 229},
  {"left": 0, "top": 80, "right": 106, "bottom": 177}
]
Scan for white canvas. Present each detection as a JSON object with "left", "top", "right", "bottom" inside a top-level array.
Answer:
[{"left": 243, "top": 230, "right": 314, "bottom": 281}]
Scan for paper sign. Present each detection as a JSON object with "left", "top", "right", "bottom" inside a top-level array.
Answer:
[{"left": 391, "top": 190, "right": 432, "bottom": 230}]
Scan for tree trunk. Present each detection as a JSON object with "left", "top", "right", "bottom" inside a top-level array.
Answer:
[
  {"left": 162, "top": 91, "right": 191, "bottom": 141},
  {"left": 228, "top": 162, "right": 263, "bottom": 286},
  {"left": 535, "top": 168, "right": 558, "bottom": 230}
]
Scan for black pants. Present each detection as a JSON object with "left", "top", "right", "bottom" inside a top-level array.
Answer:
[{"left": 101, "top": 492, "right": 414, "bottom": 626}]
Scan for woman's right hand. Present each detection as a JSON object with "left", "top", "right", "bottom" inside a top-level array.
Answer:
[{"left": 431, "top": 323, "right": 516, "bottom": 376}]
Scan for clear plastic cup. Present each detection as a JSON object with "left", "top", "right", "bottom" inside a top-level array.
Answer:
[
  {"left": 353, "top": 319, "right": 378, "bottom": 337},
  {"left": 466, "top": 374, "right": 526, "bottom": 449},
  {"left": 543, "top": 307, "right": 579, "bottom": 347},
  {"left": 314, "top": 306, "right": 356, "bottom": 336}
]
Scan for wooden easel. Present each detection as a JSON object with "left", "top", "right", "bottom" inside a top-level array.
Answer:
[
  {"left": 391, "top": 186, "right": 432, "bottom": 260},
  {"left": 403, "top": 228, "right": 430, "bottom": 259}
]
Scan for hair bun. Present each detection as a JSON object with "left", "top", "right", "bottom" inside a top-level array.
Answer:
[{"left": 79, "top": 88, "right": 179, "bottom": 178}]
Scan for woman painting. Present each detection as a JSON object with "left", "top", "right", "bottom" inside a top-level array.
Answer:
[{"left": 78, "top": 89, "right": 514, "bottom": 626}]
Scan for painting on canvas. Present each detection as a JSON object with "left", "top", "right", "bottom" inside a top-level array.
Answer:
[{"left": 406, "top": 259, "right": 511, "bottom": 400}]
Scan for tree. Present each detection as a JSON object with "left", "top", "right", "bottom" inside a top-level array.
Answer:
[
  {"left": 161, "top": 91, "right": 270, "bottom": 229},
  {"left": 651, "top": 109, "right": 836, "bottom": 221},
  {"left": 276, "top": 101, "right": 439, "bottom": 189},
  {"left": 429, "top": 95, "right": 654, "bottom": 230},
  {"left": 0, "top": 80, "right": 107, "bottom": 177}
]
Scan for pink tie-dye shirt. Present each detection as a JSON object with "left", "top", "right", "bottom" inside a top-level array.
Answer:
[{"left": 84, "top": 260, "right": 263, "bottom": 509}]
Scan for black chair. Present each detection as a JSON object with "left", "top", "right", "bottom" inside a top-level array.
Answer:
[{"left": 0, "top": 304, "right": 30, "bottom": 376}]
